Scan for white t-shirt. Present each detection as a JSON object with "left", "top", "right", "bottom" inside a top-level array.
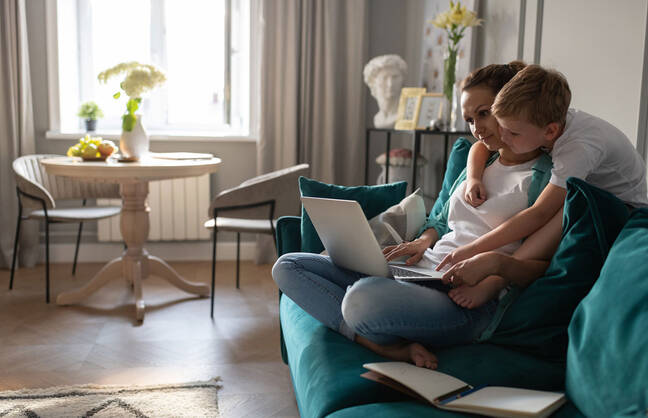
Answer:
[
  {"left": 550, "top": 109, "right": 648, "bottom": 207},
  {"left": 417, "top": 157, "right": 540, "bottom": 270}
]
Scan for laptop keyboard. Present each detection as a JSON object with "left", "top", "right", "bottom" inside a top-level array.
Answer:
[{"left": 388, "top": 265, "right": 445, "bottom": 281}]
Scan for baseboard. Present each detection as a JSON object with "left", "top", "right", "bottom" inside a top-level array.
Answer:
[{"left": 40, "top": 241, "right": 258, "bottom": 263}]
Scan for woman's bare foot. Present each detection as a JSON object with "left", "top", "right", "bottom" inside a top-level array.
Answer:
[
  {"left": 355, "top": 336, "right": 438, "bottom": 369},
  {"left": 448, "top": 275, "right": 507, "bottom": 309}
]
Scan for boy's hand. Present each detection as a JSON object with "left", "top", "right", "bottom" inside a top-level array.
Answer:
[
  {"left": 436, "top": 244, "right": 478, "bottom": 272},
  {"left": 464, "top": 178, "right": 487, "bottom": 207},
  {"left": 441, "top": 252, "right": 501, "bottom": 286},
  {"left": 383, "top": 237, "right": 431, "bottom": 266}
]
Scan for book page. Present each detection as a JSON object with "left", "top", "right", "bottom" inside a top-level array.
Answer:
[
  {"left": 442, "top": 386, "right": 566, "bottom": 418},
  {"left": 363, "top": 362, "right": 469, "bottom": 403}
]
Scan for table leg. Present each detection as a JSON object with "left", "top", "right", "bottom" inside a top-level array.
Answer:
[
  {"left": 57, "top": 180, "right": 208, "bottom": 321},
  {"left": 148, "top": 255, "right": 210, "bottom": 295},
  {"left": 412, "top": 131, "right": 421, "bottom": 190},
  {"left": 56, "top": 256, "right": 123, "bottom": 305},
  {"left": 385, "top": 132, "right": 391, "bottom": 183}
]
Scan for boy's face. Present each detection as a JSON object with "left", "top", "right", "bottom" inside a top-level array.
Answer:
[{"left": 496, "top": 116, "right": 553, "bottom": 153}]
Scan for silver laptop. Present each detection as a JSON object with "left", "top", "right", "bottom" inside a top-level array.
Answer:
[{"left": 301, "top": 196, "right": 444, "bottom": 281}]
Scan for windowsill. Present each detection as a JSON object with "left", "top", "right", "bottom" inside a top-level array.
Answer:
[{"left": 46, "top": 130, "right": 258, "bottom": 143}]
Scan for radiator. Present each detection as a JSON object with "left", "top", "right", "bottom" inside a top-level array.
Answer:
[{"left": 97, "top": 175, "right": 211, "bottom": 241}]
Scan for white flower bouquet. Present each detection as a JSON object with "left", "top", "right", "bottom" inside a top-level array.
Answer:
[{"left": 97, "top": 62, "right": 166, "bottom": 132}]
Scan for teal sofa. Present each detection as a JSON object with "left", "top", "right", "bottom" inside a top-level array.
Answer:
[{"left": 274, "top": 140, "right": 648, "bottom": 417}]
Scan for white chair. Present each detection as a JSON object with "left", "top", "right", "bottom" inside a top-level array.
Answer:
[
  {"left": 10, "top": 154, "right": 122, "bottom": 303},
  {"left": 205, "top": 164, "right": 310, "bottom": 317}
]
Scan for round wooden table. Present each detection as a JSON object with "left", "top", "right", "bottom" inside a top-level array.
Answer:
[{"left": 41, "top": 155, "right": 222, "bottom": 321}]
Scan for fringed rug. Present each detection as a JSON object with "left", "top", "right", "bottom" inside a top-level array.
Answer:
[{"left": 0, "top": 378, "right": 222, "bottom": 418}]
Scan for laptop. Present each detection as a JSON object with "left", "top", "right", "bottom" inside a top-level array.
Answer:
[{"left": 301, "top": 196, "right": 444, "bottom": 281}]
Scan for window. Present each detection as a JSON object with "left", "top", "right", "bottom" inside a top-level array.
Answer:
[{"left": 53, "top": 0, "right": 252, "bottom": 137}]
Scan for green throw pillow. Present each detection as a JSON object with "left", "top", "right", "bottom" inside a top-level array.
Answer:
[
  {"left": 298, "top": 177, "right": 407, "bottom": 253},
  {"left": 485, "top": 178, "right": 630, "bottom": 359},
  {"left": 566, "top": 208, "right": 648, "bottom": 417},
  {"left": 430, "top": 137, "right": 472, "bottom": 218}
]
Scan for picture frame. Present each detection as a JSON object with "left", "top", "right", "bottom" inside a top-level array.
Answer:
[
  {"left": 394, "top": 87, "right": 426, "bottom": 130},
  {"left": 414, "top": 93, "right": 444, "bottom": 130}
]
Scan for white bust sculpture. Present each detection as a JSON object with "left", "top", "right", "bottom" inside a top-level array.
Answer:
[{"left": 363, "top": 54, "right": 407, "bottom": 129}]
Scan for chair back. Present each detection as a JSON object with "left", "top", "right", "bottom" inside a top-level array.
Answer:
[
  {"left": 13, "top": 154, "right": 120, "bottom": 209},
  {"left": 208, "top": 164, "right": 310, "bottom": 219}
]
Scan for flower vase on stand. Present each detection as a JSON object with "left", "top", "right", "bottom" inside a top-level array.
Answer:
[{"left": 119, "top": 114, "right": 149, "bottom": 161}]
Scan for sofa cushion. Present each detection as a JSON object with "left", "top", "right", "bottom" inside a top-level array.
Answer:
[
  {"left": 298, "top": 177, "right": 407, "bottom": 253},
  {"left": 281, "top": 294, "right": 565, "bottom": 418},
  {"left": 327, "top": 400, "right": 584, "bottom": 418},
  {"left": 368, "top": 188, "right": 427, "bottom": 246},
  {"left": 485, "top": 178, "right": 630, "bottom": 359},
  {"left": 566, "top": 208, "right": 648, "bottom": 417}
]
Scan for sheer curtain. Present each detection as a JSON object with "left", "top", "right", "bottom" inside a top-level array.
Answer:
[
  {"left": 0, "top": 0, "right": 37, "bottom": 269},
  {"left": 254, "top": 0, "right": 368, "bottom": 263}
]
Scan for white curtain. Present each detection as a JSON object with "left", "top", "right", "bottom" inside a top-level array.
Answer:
[
  {"left": 0, "top": 0, "right": 37, "bottom": 269},
  {"left": 255, "top": 0, "right": 368, "bottom": 263}
]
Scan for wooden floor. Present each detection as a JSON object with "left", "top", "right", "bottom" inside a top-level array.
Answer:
[{"left": 0, "top": 260, "right": 299, "bottom": 417}]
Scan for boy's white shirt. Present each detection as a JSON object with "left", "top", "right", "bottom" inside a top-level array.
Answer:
[
  {"left": 550, "top": 109, "right": 648, "bottom": 207},
  {"left": 419, "top": 157, "right": 540, "bottom": 270}
]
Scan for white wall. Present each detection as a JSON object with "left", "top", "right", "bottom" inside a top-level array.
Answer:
[{"left": 540, "top": 0, "right": 648, "bottom": 146}]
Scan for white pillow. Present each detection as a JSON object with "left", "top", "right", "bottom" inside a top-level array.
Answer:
[{"left": 368, "top": 188, "right": 427, "bottom": 247}]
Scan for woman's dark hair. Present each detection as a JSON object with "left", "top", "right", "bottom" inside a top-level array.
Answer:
[{"left": 461, "top": 61, "right": 527, "bottom": 94}]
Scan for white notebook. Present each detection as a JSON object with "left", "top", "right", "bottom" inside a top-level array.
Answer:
[{"left": 362, "top": 362, "right": 566, "bottom": 418}]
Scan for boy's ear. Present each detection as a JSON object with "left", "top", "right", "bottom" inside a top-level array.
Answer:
[{"left": 543, "top": 122, "right": 562, "bottom": 141}]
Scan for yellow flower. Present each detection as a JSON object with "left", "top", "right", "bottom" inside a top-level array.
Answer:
[
  {"left": 447, "top": 2, "right": 467, "bottom": 25},
  {"left": 430, "top": 11, "right": 450, "bottom": 29},
  {"left": 461, "top": 10, "right": 483, "bottom": 27}
]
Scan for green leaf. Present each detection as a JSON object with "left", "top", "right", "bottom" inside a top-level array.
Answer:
[
  {"left": 126, "top": 98, "right": 140, "bottom": 114},
  {"left": 113, "top": 92, "right": 121, "bottom": 99},
  {"left": 122, "top": 114, "right": 136, "bottom": 132}
]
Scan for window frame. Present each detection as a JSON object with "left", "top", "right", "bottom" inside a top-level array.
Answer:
[{"left": 44, "top": 0, "right": 259, "bottom": 142}]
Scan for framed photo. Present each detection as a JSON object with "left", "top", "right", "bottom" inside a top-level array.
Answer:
[
  {"left": 395, "top": 87, "right": 426, "bottom": 130},
  {"left": 415, "top": 93, "right": 444, "bottom": 130}
]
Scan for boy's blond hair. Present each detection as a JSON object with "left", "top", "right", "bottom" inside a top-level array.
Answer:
[{"left": 491, "top": 64, "right": 571, "bottom": 127}]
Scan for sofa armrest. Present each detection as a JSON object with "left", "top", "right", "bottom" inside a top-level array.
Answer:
[{"left": 276, "top": 215, "right": 302, "bottom": 256}]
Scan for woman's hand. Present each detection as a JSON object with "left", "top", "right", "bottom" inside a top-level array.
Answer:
[
  {"left": 383, "top": 237, "right": 432, "bottom": 266},
  {"left": 464, "top": 178, "right": 487, "bottom": 207},
  {"left": 441, "top": 252, "right": 502, "bottom": 286}
]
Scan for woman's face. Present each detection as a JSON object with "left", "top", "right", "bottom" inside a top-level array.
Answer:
[{"left": 461, "top": 86, "right": 504, "bottom": 151}]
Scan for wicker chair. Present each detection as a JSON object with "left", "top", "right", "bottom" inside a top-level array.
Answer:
[{"left": 11, "top": 154, "right": 122, "bottom": 303}]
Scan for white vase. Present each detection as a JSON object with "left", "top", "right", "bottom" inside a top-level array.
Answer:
[{"left": 119, "top": 114, "right": 149, "bottom": 161}]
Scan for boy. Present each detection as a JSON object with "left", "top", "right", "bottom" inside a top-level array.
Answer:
[{"left": 439, "top": 64, "right": 648, "bottom": 286}]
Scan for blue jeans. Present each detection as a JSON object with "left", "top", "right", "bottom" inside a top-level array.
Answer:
[{"left": 272, "top": 252, "right": 498, "bottom": 346}]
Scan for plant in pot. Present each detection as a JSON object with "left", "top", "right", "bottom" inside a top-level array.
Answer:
[
  {"left": 77, "top": 101, "right": 104, "bottom": 132},
  {"left": 97, "top": 62, "right": 166, "bottom": 161}
]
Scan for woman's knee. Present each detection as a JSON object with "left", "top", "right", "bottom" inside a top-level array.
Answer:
[
  {"left": 271, "top": 253, "right": 301, "bottom": 288},
  {"left": 341, "top": 277, "right": 392, "bottom": 328}
]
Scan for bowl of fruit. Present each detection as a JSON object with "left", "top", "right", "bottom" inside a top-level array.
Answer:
[{"left": 67, "top": 135, "right": 117, "bottom": 161}]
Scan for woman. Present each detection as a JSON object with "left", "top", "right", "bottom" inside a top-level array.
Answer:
[{"left": 273, "top": 61, "right": 553, "bottom": 369}]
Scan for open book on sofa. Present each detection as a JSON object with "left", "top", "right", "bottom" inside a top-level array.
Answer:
[{"left": 362, "top": 362, "right": 566, "bottom": 418}]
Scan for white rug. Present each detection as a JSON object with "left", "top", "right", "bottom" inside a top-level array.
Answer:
[{"left": 0, "top": 378, "right": 222, "bottom": 418}]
